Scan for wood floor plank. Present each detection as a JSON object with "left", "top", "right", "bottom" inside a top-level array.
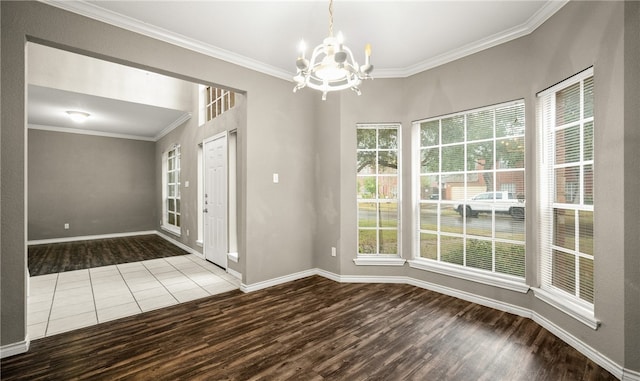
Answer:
[
  {"left": 1, "top": 276, "right": 617, "bottom": 380},
  {"left": 27, "top": 234, "right": 189, "bottom": 276}
]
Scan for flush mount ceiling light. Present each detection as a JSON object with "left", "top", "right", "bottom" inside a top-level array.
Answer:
[
  {"left": 66, "top": 110, "right": 90, "bottom": 123},
  {"left": 293, "top": 0, "right": 373, "bottom": 100}
]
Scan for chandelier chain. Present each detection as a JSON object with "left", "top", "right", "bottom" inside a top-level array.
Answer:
[
  {"left": 328, "top": 0, "right": 334, "bottom": 37},
  {"left": 293, "top": 0, "right": 373, "bottom": 99}
]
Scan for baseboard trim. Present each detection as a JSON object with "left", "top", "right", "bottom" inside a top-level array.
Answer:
[
  {"left": 27, "top": 230, "right": 204, "bottom": 258},
  {"left": 27, "top": 231, "right": 157, "bottom": 245},
  {"left": 227, "top": 267, "right": 242, "bottom": 281},
  {"left": 624, "top": 368, "right": 640, "bottom": 381},
  {"left": 407, "top": 276, "right": 532, "bottom": 318},
  {"left": 153, "top": 231, "right": 201, "bottom": 256},
  {"left": 532, "top": 311, "right": 624, "bottom": 379},
  {"left": 240, "top": 269, "right": 317, "bottom": 293},
  {"left": 0, "top": 337, "right": 29, "bottom": 359},
  {"left": 313, "top": 268, "right": 341, "bottom": 282},
  {"left": 244, "top": 268, "right": 625, "bottom": 381}
]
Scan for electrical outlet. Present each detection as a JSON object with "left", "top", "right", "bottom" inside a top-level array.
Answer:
[
  {"left": 186, "top": 229, "right": 190, "bottom": 236},
  {"left": 331, "top": 247, "right": 337, "bottom": 257},
  {"left": 64, "top": 223, "right": 70, "bottom": 230}
]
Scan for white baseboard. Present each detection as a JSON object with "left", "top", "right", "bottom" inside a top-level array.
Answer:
[
  {"left": 240, "top": 269, "right": 317, "bottom": 293},
  {"left": 531, "top": 312, "right": 624, "bottom": 379},
  {"left": 242, "top": 268, "right": 625, "bottom": 381},
  {"left": 0, "top": 337, "right": 29, "bottom": 359},
  {"left": 227, "top": 267, "right": 242, "bottom": 281},
  {"left": 27, "top": 230, "right": 157, "bottom": 245},
  {"left": 407, "top": 276, "right": 532, "bottom": 318},
  {"left": 624, "top": 368, "right": 640, "bottom": 381},
  {"left": 153, "top": 231, "right": 201, "bottom": 256},
  {"left": 27, "top": 230, "right": 204, "bottom": 258},
  {"left": 313, "top": 268, "right": 341, "bottom": 282}
]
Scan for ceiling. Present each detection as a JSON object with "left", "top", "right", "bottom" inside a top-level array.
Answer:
[
  {"left": 28, "top": 85, "right": 191, "bottom": 141},
  {"left": 30, "top": 0, "right": 567, "bottom": 139}
]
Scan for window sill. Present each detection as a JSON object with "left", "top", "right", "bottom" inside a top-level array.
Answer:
[
  {"left": 354, "top": 256, "right": 406, "bottom": 266},
  {"left": 161, "top": 225, "right": 181, "bottom": 237},
  {"left": 408, "top": 258, "right": 530, "bottom": 294},
  {"left": 532, "top": 287, "right": 600, "bottom": 330}
]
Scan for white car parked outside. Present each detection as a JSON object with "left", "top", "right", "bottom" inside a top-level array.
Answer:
[{"left": 455, "top": 191, "right": 525, "bottom": 219}]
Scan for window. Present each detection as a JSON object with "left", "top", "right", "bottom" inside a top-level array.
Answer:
[
  {"left": 356, "top": 124, "right": 401, "bottom": 258},
  {"left": 205, "top": 86, "right": 235, "bottom": 122},
  {"left": 538, "top": 69, "right": 594, "bottom": 320},
  {"left": 413, "top": 101, "right": 526, "bottom": 285},
  {"left": 163, "top": 145, "right": 181, "bottom": 235}
]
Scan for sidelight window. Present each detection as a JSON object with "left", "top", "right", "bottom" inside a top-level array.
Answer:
[{"left": 163, "top": 145, "right": 181, "bottom": 235}]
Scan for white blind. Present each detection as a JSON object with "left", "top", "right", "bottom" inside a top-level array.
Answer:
[
  {"left": 538, "top": 69, "right": 594, "bottom": 308},
  {"left": 414, "top": 100, "right": 526, "bottom": 279}
]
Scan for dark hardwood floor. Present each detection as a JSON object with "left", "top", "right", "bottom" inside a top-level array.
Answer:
[
  {"left": 28, "top": 234, "right": 189, "bottom": 276},
  {"left": 1, "top": 276, "right": 616, "bottom": 380}
]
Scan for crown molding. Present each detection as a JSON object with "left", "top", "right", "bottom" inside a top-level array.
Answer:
[
  {"left": 28, "top": 124, "right": 157, "bottom": 142},
  {"left": 370, "top": 0, "right": 569, "bottom": 79},
  {"left": 154, "top": 112, "right": 192, "bottom": 141},
  {"left": 42, "top": 0, "right": 567, "bottom": 81},
  {"left": 41, "top": 0, "right": 293, "bottom": 81},
  {"left": 30, "top": 111, "right": 191, "bottom": 142}
]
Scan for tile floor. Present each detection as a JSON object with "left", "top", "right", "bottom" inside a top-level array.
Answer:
[{"left": 28, "top": 254, "right": 240, "bottom": 339}]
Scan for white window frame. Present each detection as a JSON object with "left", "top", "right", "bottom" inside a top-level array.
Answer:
[
  {"left": 409, "top": 100, "right": 529, "bottom": 293},
  {"left": 534, "top": 67, "right": 598, "bottom": 329},
  {"left": 355, "top": 123, "right": 405, "bottom": 266},
  {"left": 162, "top": 144, "right": 181, "bottom": 236}
]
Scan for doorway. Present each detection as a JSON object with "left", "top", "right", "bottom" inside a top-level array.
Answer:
[
  {"left": 203, "top": 132, "right": 228, "bottom": 269},
  {"left": 25, "top": 43, "right": 244, "bottom": 340}
]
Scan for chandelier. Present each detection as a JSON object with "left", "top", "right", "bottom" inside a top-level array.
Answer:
[{"left": 293, "top": 0, "right": 373, "bottom": 100}]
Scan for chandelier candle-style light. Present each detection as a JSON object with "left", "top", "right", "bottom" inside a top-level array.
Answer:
[{"left": 293, "top": 0, "right": 373, "bottom": 100}]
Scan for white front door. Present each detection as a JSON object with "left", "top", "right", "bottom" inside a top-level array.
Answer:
[{"left": 203, "top": 133, "right": 228, "bottom": 268}]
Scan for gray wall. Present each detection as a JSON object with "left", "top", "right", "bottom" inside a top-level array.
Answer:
[
  {"left": 2, "top": 0, "right": 639, "bottom": 375},
  {"left": 320, "top": 0, "right": 638, "bottom": 373},
  {"left": 28, "top": 43, "right": 194, "bottom": 112},
  {"left": 28, "top": 129, "right": 156, "bottom": 240},
  {"left": 1, "top": 0, "right": 316, "bottom": 348},
  {"left": 154, "top": 87, "right": 247, "bottom": 278},
  {"left": 624, "top": 0, "right": 640, "bottom": 372},
  {"left": 313, "top": 95, "right": 341, "bottom": 274}
]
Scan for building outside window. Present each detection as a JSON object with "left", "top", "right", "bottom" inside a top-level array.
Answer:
[
  {"left": 538, "top": 68, "right": 594, "bottom": 315},
  {"left": 356, "top": 124, "right": 401, "bottom": 256},
  {"left": 413, "top": 100, "right": 526, "bottom": 280},
  {"left": 163, "top": 145, "right": 181, "bottom": 235}
]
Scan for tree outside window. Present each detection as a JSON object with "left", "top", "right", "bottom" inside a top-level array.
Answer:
[
  {"left": 415, "top": 101, "right": 526, "bottom": 278},
  {"left": 357, "top": 124, "right": 400, "bottom": 256}
]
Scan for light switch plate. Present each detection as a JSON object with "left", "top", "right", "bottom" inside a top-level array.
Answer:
[{"left": 273, "top": 173, "right": 279, "bottom": 183}]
